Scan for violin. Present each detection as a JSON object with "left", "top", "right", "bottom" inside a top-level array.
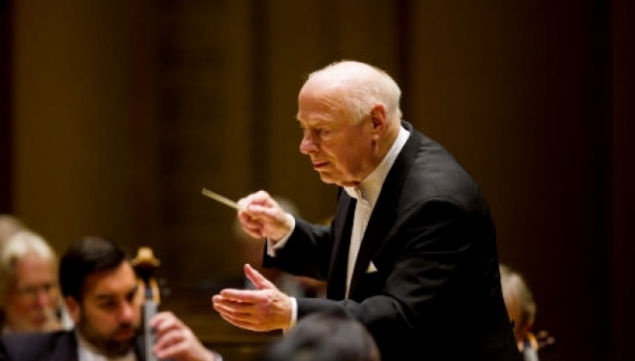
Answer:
[{"left": 132, "top": 247, "right": 162, "bottom": 361}]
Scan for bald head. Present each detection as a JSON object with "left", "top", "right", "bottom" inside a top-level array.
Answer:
[
  {"left": 300, "top": 60, "right": 402, "bottom": 127},
  {"left": 296, "top": 60, "right": 404, "bottom": 186}
]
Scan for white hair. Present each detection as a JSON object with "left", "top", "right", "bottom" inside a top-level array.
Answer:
[
  {"left": 0, "top": 215, "right": 27, "bottom": 245},
  {"left": 306, "top": 60, "right": 402, "bottom": 125},
  {"left": 0, "top": 230, "right": 57, "bottom": 305}
]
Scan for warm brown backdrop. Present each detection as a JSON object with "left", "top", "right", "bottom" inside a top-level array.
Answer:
[{"left": 1, "top": 1, "right": 633, "bottom": 361}]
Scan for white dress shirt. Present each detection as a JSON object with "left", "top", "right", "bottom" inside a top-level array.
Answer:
[{"left": 342, "top": 126, "right": 410, "bottom": 298}]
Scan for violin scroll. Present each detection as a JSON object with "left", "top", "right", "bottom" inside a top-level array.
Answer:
[{"left": 132, "top": 246, "right": 162, "bottom": 361}]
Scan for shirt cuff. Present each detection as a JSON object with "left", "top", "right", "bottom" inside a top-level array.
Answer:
[
  {"left": 210, "top": 350, "right": 223, "bottom": 361},
  {"left": 284, "top": 296, "right": 298, "bottom": 333},
  {"left": 266, "top": 214, "right": 295, "bottom": 257}
]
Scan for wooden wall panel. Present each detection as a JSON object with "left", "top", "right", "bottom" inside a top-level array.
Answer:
[
  {"left": 153, "top": 0, "right": 252, "bottom": 286},
  {"left": 7, "top": 1, "right": 629, "bottom": 360},
  {"left": 408, "top": 2, "right": 610, "bottom": 360},
  {"left": 12, "top": 1, "right": 144, "bottom": 252},
  {"left": 0, "top": 0, "right": 12, "bottom": 213}
]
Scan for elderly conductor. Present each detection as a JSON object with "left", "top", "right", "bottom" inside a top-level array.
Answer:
[{"left": 212, "top": 60, "right": 521, "bottom": 361}]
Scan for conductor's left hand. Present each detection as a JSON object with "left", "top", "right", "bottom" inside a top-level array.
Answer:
[{"left": 211, "top": 263, "right": 292, "bottom": 332}]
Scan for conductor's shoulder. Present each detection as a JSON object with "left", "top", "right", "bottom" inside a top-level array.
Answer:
[{"left": 406, "top": 134, "right": 484, "bottom": 210}]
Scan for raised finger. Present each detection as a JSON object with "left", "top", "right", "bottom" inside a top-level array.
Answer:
[{"left": 244, "top": 263, "right": 277, "bottom": 290}]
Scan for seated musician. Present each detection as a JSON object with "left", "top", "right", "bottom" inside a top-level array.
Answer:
[
  {"left": 1, "top": 236, "right": 222, "bottom": 361},
  {"left": 0, "top": 230, "right": 72, "bottom": 333}
]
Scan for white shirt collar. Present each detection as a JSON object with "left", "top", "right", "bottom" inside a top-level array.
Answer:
[
  {"left": 344, "top": 126, "right": 410, "bottom": 206},
  {"left": 76, "top": 329, "right": 137, "bottom": 361}
]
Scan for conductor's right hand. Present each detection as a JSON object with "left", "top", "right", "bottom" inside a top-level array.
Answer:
[{"left": 237, "top": 190, "right": 293, "bottom": 243}]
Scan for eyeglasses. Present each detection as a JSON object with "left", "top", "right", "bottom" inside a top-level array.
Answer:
[{"left": 13, "top": 282, "right": 59, "bottom": 300}]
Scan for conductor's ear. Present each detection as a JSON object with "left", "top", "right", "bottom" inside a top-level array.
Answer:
[{"left": 369, "top": 104, "right": 386, "bottom": 138}]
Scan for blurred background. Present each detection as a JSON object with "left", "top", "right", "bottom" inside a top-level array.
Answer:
[{"left": 0, "top": 0, "right": 633, "bottom": 360}]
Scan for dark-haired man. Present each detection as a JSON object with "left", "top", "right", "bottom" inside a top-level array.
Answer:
[{"left": 1, "top": 236, "right": 221, "bottom": 361}]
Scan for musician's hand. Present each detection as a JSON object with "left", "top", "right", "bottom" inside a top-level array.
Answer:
[
  {"left": 237, "top": 190, "right": 293, "bottom": 242},
  {"left": 211, "top": 263, "right": 293, "bottom": 331},
  {"left": 150, "top": 311, "right": 220, "bottom": 361}
]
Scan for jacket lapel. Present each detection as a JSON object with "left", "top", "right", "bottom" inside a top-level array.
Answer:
[
  {"left": 326, "top": 192, "right": 355, "bottom": 299},
  {"left": 348, "top": 123, "right": 422, "bottom": 298}
]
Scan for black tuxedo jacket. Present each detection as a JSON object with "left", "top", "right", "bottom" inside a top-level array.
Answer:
[
  {"left": 0, "top": 330, "right": 147, "bottom": 361},
  {"left": 264, "top": 122, "right": 522, "bottom": 361}
]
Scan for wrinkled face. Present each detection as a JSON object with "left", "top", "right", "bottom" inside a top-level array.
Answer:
[
  {"left": 5, "top": 253, "right": 61, "bottom": 332},
  {"left": 70, "top": 262, "right": 142, "bottom": 358},
  {"left": 297, "top": 86, "right": 375, "bottom": 187}
]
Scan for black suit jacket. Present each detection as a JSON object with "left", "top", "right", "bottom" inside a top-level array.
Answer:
[
  {"left": 0, "top": 330, "right": 146, "bottom": 361},
  {"left": 264, "top": 122, "right": 522, "bottom": 361}
]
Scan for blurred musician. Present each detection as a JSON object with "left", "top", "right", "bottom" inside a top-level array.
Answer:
[
  {"left": 0, "top": 230, "right": 72, "bottom": 333},
  {"left": 1, "top": 236, "right": 221, "bottom": 361}
]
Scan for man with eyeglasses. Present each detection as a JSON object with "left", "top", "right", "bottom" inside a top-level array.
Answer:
[{"left": 0, "top": 230, "right": 70, "bottom": 333}]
